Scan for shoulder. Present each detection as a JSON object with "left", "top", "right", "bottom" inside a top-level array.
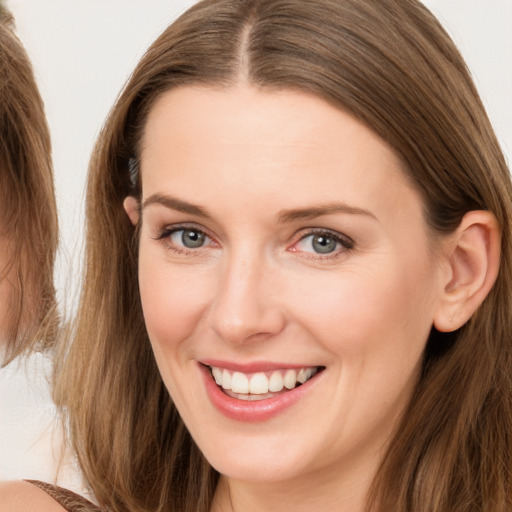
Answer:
[{"left": 0, "top": 480, "right": 67, "bottom": 511}]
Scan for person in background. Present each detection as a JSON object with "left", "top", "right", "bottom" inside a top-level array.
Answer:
[
  {"left": 0, "top": 1, "right": 85, "bottom": 500},
  {"left": 0, "top": 2, "right": 57, "bottom": 363}
]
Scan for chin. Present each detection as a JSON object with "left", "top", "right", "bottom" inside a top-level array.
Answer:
[
  {"left": 209, "top": 455, "right": 300, "bottom": 483},
  {"left": 193, "top": 429, "right": 314, "bottom": 483}
]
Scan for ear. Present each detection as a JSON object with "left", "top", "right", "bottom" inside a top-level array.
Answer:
[
  {"left": 123, "top": 196, "right": 140, "bottom": 226},
  {"left": 434, "top": 210, "right": 501, "bottom": 332}
]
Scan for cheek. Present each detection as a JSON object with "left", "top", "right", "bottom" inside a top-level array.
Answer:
[
  {"left": 137, "top": 251, "right": 214, "bottom": 350},
  {"left": 287, "top": 256, "right": 437, "bottom": 361},
  {"left": 137, "top": 250, "right": 218, "bottom": 417}
]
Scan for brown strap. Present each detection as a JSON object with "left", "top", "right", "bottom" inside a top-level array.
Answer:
[{"left": 24, "top": 480, "right": 102, "bottom": 512}]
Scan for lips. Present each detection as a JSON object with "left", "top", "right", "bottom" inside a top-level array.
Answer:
[{"left": 199, "top": 361, "right": 324, "bottom": 421}]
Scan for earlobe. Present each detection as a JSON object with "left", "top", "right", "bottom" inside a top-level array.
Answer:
[
  {"left": 434, "top": 210, "right": 501, "bottom": 332},
  {"left": 123, "top": 196, "right": 140, "bottom": 226}
]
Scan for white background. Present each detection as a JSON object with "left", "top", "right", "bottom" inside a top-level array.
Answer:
[{"left": 6, "top": 0, "right": 512, "bottom": 307}]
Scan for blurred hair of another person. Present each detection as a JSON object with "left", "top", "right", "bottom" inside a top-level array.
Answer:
[{"left": 0, "top": 1, "right": 87, "bottom": 498}]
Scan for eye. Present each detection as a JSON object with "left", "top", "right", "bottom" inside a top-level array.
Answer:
[
  {"left": 170, "top": 228, "right": 207, "bottom": 249},
  {"left": 156, "top": 225, "right": 215, "bottom": 253},
  {"left": 305, "top": 233, "right": 338, "bottom": 254},
  {"left": 291, "top": 230, "right": 354, "bottom": 256}
]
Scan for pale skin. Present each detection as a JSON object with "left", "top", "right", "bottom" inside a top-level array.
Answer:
[
  {"left": 0, "top": 85, "right": 499, "bottom": 510},
  {"left": 0, "top": 481, "right": 66, "bottom": 511},
  {"left": 124, "top": 85, "right": 500, "bottom": 512}
]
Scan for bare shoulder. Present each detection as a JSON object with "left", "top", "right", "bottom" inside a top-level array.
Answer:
[{"left": 0, "top": 480, "right": 67, "bottom": 512}]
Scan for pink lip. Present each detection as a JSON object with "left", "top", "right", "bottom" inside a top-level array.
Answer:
[
  {"left": 200, "top": 359, "right": 313, "bottom": 373},
  {"left": 199, "top": 363, "right": 323, "bottom": 422}
]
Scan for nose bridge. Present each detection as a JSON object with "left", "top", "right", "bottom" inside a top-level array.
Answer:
[{"left": 207, "top": 245, "right": 284, "bottom": 344}]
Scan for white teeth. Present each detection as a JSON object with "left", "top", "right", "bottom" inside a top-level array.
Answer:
[
  {"left": 297, "top": 368, "right": 308, "bottom": 384},
  {"left": 211, "top": 365, "right": 319, "bottom": 395},
  {"left": 283, "top": 369, "right": 297, "bottom": 390},
  {"left": 249, "top": 373, "right": 268, "bottom": 394},
  {"left": 268, "top": 371, "right": 284, "bottom": 392},
  {"left": 212, "top": 366, "right": 223, "bottom": 385},
  {"left": 221, "top": 369, "right": 232, "bottom": 390},
  {"left": 231, "top": 372, "right": 249, "bottom": 394}
]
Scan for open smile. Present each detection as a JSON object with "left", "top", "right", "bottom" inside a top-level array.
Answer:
[
  {"left": 199, "top": 362, "right": 325, "bottom": 421},
  {"left": 210, "top": 365, "right": 321, "bottom": 401}
]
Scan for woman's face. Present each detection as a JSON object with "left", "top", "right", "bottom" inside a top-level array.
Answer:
[{"left": 130, "top": 85, "right": 447, "bottom": 488}]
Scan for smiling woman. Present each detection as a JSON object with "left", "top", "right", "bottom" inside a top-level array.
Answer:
[
  {"left": 123, "top": 86, "right": 454, "bottom": 489},
  {"left": 7, "top": 0, "right": 512, "bottom": 511}
]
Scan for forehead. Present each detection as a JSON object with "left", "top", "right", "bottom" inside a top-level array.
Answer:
[
  {"left": 141, "top": 85, "right": 396, "bottom": 161},
  {"left": 139, "top": 85, "right": 423, "bottom": 225}
]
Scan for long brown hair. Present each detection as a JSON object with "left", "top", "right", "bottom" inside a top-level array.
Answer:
[
  {"left": 0, "top": 4, "right": 58, "bottom": 363},
  {"left": 56, "top": 1, "right": 512, "bottom": 510}
]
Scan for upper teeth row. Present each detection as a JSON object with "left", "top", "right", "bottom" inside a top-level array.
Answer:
[{"left": 210, "top": 366, "right": 318, "bottom": 395}]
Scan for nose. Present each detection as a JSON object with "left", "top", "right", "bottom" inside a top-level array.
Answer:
[{"left": 207, "top": 251, "right": 286, "bottom": 345}]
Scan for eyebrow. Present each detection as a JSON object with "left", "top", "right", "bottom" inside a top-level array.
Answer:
[
  {"left": 277, "top": 203, "right": 376, "bottom": 223},
  {"left": 141, "top": 193, "right": 376, "bottom": 223},
  {"left": 141, "top": 193, "right": 212, "bottom": 218}
]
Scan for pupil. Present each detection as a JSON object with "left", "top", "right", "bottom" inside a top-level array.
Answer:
[
  {"left": 182, "top": 230, "right": 205, "bottom": 248},
  {"left": 312, "top": 235, "right": 336, "bottom": 254}
]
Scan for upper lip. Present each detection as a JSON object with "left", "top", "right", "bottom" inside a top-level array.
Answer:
[{"left": 200, "top": 359, "right": 321, "bottom": 373}]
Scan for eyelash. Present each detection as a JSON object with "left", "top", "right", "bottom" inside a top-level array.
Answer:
[
  {"left": 291, "top": 229, "right": 355, "bottom": 260},
  {"left": 155, "top": 225, "right": 354, "bottom": 260},
  {"left": 155, "top": 224, "right": 216, "bottom": 255}
]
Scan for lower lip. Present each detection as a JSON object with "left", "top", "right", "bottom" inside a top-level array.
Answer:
[{"left": 199, "top": 364, "right": 322, "bottom": 422}]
